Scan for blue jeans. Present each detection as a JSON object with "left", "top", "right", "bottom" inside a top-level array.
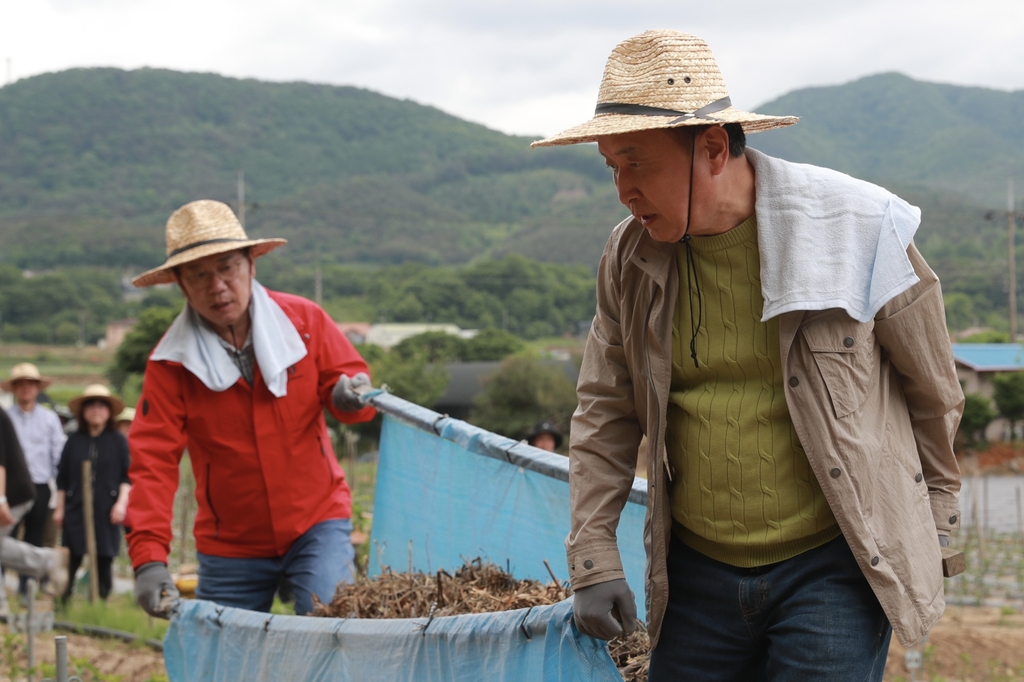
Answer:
[
  {"left": 196, "top": 518, "right": 355, "bottom": 615},
  {"left": 649, "top": 532, "right": 892, "bottom": 682}
]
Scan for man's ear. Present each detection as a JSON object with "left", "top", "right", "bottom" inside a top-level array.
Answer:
[
  {"left": 702, "top": 125, "right": 731, "bottom": 176},
  {"left": 248, "top": 252, "right": 257, "bottom": 280}
]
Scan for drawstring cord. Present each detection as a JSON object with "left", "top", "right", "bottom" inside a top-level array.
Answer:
[{"left": 679, "top": 131, "right": 702, "bottom": 368}]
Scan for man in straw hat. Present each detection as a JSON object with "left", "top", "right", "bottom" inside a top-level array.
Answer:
[
  {"left": 535, "top": 31, "right": 962, "bottom": 679},
  {"left": 127, "top": 200, "right": 376, "bottom": 618},
  {"left": 3, "top": 363, "right": 67, "bottom": 597}
]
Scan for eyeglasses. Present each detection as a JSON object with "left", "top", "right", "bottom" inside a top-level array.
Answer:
[{"left": 180, "top": 256, "right": 248, "bottom": 290}]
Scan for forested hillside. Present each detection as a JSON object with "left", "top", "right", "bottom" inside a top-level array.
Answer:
[{"left": 1, "top": 67, "right": 1022, "bottom": 339}]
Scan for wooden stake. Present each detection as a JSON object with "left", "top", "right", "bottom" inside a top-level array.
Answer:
[{"left": 82, "top": 460, "right": 100, "bottom": 603}]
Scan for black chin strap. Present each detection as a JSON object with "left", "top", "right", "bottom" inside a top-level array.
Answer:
[{"left": 679, "top": 133, "right": 702, "bottom": 369}]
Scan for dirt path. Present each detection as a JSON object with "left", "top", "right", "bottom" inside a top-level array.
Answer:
[
  {"left": 0, "top": 626, "right": 165, "bottom": 682},
  {"left": 886, "top": 606, "right": 1024, "bottom": 681}
]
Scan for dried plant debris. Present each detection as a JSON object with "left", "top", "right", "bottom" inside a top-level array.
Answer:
[{"left": 310, "top": 558, "right": 652, "bottom": 682}]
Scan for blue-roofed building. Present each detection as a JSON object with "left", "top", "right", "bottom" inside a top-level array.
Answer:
[{"left": 951, "top": 343, "right": 1024, "bottom": 441}]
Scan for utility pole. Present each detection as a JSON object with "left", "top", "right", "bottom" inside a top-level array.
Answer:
[
  {"left": 1011, "top": 178, "right": 1017, "bottom": 342},
  {"left": 314, "top": 264, "right": 323, "bottom": 306},
  {"left": 237, "top": 170, "right": 245, "bottom": 228}
]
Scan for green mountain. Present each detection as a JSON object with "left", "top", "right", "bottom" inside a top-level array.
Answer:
[
  {"left": 2, "top": 67, "right": 1023, "bottom": 333},
  {"left": 752, "top": 72, "right": 1024, "bottom": 207},
  {"left": 0, "top": 67, "right": 622, "bottom": 270}
]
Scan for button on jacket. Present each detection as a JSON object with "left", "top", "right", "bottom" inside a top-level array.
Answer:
[
  {"left": 568, "top": 218, "right": 963, "bottom": 649},
  {"left": 127, "top": 289, "right": 375, "bottom": 568}
]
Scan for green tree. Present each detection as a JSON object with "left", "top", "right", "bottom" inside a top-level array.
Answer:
[
  {"left": 992, "top": 371, "right": 1024, "bottom": 440},
  {"left": 392, "top": 331, "right": 465, "bottom": 363},
  {"left": 106, "top": 306, "right": 179, "bottom": 391},
  {"left": 943, "top": 292, "right": 975, "bottom": 332},
  {"left": 469, "top": 355, "right": 577, "bottom": 444},
  {"left": 462, "top": 328, "right": 525, "bottom": 361},
  {"left": 958, "top": 393, "right": 996, "bottom": 445},
  {"left": 368, "top": 352, "right": 449, "bottom": 410}
]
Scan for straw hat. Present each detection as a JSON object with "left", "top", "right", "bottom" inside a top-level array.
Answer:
[
  {"left": 115, "top": 406, "right": 136, "bottom": 424},
  {"left": 532, "top": 30, "right": 798, "bottom": 147},
  {"left": 132, "top": 200, "right": 286, "bottom": 288},
  {"left": 67, "top": 384, "right": 125, "bottom": 419},
  {"left": 1, "top": 362, "right": 52, "bottom": 392}
]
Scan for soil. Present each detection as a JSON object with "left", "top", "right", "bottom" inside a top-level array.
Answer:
[
  {"left": 885, "top": 606, "right": 1024, "bottom": 681},
  {"left": 0, "top": 625, "right": 165, "bottom": 682}
]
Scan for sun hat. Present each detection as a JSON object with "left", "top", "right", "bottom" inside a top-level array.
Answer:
[
  {"left": 67, "top": 384, "right": 125, "bottom": 420},
  {"left": 132, "top": 200, "right": 286, "bottom": 288},
  {"left": 526, "top": 421, "right": 563, "bottom": 448},
  {"left": 115, "top": 406, "right": 136, "bottom": 424},
  {"left": 1, "top": 363, "right": 52, "bottom": 392},
  {"left": 532, "top": 30, "right": 798, "bottom": 148}
]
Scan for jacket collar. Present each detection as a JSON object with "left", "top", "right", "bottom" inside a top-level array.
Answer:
[{"left": 626, "top": 220, "right": 677, "bottom": 288}]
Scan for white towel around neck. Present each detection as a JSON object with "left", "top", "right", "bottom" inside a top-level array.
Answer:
[
  {"left": 747, "top": 148, "right": 921, "bottom": 323},
  {"left": 151, "top": 280, "right": 307, "bottom": 397}
]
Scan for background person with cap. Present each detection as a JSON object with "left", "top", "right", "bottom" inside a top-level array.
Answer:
[
  {"left": 3, "top": 362, "right": 66, "bottom": 597},
  {"left": 526, "top": 421, "right": 562, "bottom": 452},
  {"left": 534, "top": 30, "right": 963, "bottom": 680},
  {"left": 0, "top": 405, "right": 70, "bottom": 612},
  {"left": 127, "top": 200, "right": 376, "bottom": 619},
  {"left": 53, "top": 384, "right": 130, "bottom": 603}
]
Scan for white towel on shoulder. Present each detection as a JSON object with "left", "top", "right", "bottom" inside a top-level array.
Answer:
[
  {"left": 151, "top": 280, "right": 307, "bottom": 397},
  {"left": 748, "top": 148, "right": 921, "bottom": 323}
]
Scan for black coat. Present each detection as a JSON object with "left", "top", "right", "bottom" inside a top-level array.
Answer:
[
  {"left": 57, "top": 430, "right": 130, "bottom": 557},
  {"left": 0, "top": 409, "right": 35, "bottom": 508}
]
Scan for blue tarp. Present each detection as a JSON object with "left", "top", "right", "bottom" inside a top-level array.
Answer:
[
  {"left": 369, "top": 394, "right": 649, "bottom": 620},
  {"left": 165, "top": 598, "right": 622, "bottom": 682},
  {"left": 164, "top": 392, "right": 649, "bottom": 680}
]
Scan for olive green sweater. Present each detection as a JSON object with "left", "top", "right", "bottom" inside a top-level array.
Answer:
[{"left": 668, "top": 216, "right": 838, "bottom": 567}]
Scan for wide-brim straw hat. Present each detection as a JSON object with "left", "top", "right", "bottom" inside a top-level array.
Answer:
[
  {"left": 532, "top": 30, "right": 798, "bottom": 147},
  {"left": 115, "top": 406, "right": 136, "bottom": 424},
  {"left": 67, "top": 384, "right": 125, "bottom": 420},
  {"left": 132, "top": 200, "right": 286, "bottom": 288},
  {"left": 1, "top": 362, "right": 52, "bottom": 392}
]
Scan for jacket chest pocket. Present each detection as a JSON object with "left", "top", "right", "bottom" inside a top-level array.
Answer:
[{"left": 800, "top": 314, "right": 879, "bottom": 419}]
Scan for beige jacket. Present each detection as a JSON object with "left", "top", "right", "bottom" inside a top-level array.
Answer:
[{"left": 567, "top": 217, "right": 964, "bottom": 649}]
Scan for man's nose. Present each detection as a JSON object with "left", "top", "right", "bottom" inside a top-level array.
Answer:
[{"left": 615, "top": 170, "right": 639, "bottom": 206}]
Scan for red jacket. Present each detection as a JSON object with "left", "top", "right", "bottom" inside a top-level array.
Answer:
[{"left": 126, "top": 290, "right": 375, "bottom": 568}]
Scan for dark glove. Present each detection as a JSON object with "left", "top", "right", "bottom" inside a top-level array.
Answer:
[
  {"left": 135, "top": 562, "right": 179, "bottom": 619},
  {"left": 332, "top": 373, "right": 371, "bottom": 412},
  {"left": 572, "top": 578, "right": 637, "bottom": 640}
]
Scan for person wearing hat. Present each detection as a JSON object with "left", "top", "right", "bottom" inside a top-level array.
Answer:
[
  {"left": 53, "top": 385, "right": 131, "bottom": 603},
  {"left": 3, "top": 362, "right": 67, "bottom": 596},
  {"left": 526, "top": 422, "right": 562, "bottom": 452},
  {"left": 536, "top": 31, "right": 963, "bottom": 679},
  {"left": 0, "top": 405, "right": 70, "bottom": 611},
  {"left": 127, "top": 200, "right": 376, "bottom": 619},
  {"left": 114, "top": 407, "right": 135, "bottom": 439}
]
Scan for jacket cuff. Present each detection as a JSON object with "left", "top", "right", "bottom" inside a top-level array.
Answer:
[
  {"left": 567, "top": 544, "right": 625, "bottom": 589},
  {"left": 931, "top": 500, "right": 961, "bottom": 534},
  {"left": 130, "top": 542, "right": 169, "bottom": 572}
]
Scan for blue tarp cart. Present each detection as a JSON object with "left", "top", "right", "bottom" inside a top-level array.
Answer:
[{"left": 165, "top": 391, "right": 649, "bottom": 681}]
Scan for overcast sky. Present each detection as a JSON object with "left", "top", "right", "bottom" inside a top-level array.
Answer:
[{"left": 2, "top": 0, "right": 1022, "bottom": 138}]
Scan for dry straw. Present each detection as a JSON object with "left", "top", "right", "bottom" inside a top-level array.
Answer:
[
  {"left": 533, "top": 30, "right": 798, "bottom": 147},
  {"left": 132, "top": 200, "right": 286, "bottom": 288}
]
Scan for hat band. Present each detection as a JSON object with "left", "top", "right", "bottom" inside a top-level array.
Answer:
[
  {"left": 168, "top": 237, "right": 248, "bottom": 258},
  {"left": 594, "top": 95, "right": 732, "bottom": 124}
]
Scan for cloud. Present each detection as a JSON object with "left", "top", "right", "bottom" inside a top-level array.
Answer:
[{"left": 3, "top": 0, "right": 1022, "bottom": 136}]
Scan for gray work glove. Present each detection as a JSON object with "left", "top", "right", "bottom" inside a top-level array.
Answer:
[
  {"left": 572, "top": 578, "right": 638, "bottom": 640},
  {"left": 135, "top": 562, "right": 180, "bottom": 619},
  {"left": 332, "top": 372, "right": 371, "bottom": 412},
  {"left": 939, "top": 534, "right": 950, "bottom": 547}
]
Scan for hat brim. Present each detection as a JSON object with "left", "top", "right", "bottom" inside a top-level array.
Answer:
[
  {"left": 1, "top": 377, "right": 53, "bottom": 392},
  {"left": 68, "top": 394, "right": 125, "bottom": 420},
  {"left": 132, "top": 238, "right": 287, "bottom": 288},
  {"left": 531, "top": 108, "right": 798, "bottom": 148}
]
